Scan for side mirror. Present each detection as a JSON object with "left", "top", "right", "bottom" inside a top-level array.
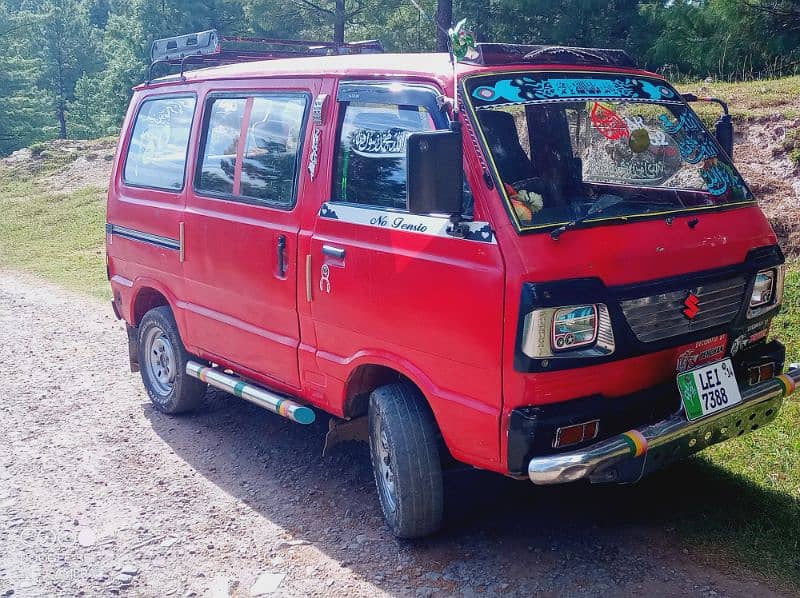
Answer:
[
  {"left": 714, "top": 114, "right": 734, "bottom": 160},
  {"left": 406, "top": 130, "right": 463, "bottom": 216}
]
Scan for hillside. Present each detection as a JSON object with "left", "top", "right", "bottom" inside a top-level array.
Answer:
[
  {"left": 682, "top": 76, "right": 800, "bottom": 252},
  {"left": 2, "top": 78, "right": 800, "bottom": 253}
]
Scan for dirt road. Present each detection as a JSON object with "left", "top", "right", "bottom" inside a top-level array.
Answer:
[{"left": 0, "top": 270, "right": 791, "bottom": 597}]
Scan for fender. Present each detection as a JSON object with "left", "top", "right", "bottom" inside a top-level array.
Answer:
[
  {"left": 123, "top": 276, "right": 191, "bottom": 344},
  {"left": 317, "top": 348, "right": 503, "bottom": 472}
]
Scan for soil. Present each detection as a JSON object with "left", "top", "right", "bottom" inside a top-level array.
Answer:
[
  {"left": 734, "top": 117, "right": 800, "bottom": 253},
  {"left": 0, "top": 271, "right": 793, "bottom": 597}
]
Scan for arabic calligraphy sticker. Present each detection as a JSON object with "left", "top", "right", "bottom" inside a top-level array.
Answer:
[{"left": 590, "top": 102, "right": 630, "bottom": 140}]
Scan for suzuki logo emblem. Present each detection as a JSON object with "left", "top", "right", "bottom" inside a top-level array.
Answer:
[{"left": 683, "top": 293, "right": 700, "bottom": 319}]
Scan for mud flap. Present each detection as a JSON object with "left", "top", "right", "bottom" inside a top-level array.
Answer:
[
  {"left": 127, "top": 324, "right": 140, "bottom": 373},
  {"left": 322, "top": 416, "right": 368, "bottom": 457}
]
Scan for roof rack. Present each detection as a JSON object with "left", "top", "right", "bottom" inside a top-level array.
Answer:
[
  {"left": 461, "top": 43, "right": 636, "bottom": 69},
  {"left": 147, "top": 29, "right": 384, "bottom": 83}
]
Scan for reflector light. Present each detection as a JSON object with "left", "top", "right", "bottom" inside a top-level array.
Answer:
[
  {"left": 553, "top": 419, "right": 600, "bottom": 448},
  {"left": 748, "top": 362, "right": 775, "bottom": 386}
]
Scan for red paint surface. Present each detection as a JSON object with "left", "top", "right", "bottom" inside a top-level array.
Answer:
[{"left": 107, "top": 54, "right": 779, "bottom": 475}]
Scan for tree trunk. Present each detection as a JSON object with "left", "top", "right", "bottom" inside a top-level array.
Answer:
[
  {"left": 57, "top": 102, "right": 67, "bottom": 139},
  {"left": 334, "top": 0, "right": 345, "bottom": 44},
  {"left": 436, "top": 0, "right": 453, "bottom": 52}
]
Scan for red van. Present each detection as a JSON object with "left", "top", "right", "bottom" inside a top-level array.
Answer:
[{"left": 107, "top": 30, "right": 799, "bottom": 538}]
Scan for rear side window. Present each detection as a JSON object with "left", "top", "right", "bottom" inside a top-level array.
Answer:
[
  {"left": 197, "top": 98, "right": 246, "bottom": 195},
  {"left": 196, "top": 93, "right": 308, "bottom": 208},
  {"left": 124, "top": 96, "right": 195, "bottom": 190},
  {"left": 332, "top": 103, "right": 435, "bottom": 210}
]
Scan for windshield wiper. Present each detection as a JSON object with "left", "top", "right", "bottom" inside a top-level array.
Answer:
[{"left": 550, "top": 195, "right": 626, "bottom": 241}]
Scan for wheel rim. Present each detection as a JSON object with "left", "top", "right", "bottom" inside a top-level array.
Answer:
[
  {"left": 143, "top": 326, "right": 176, "bottom": 397},
  {"left": 374, "top": 414, "right": 397, "bottom": 514}
]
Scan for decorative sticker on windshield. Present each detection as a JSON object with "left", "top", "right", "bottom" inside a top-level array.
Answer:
[
  {"left": 471, "top": 76, "right": 676, "bottom": 106},
  {"left": 657, "top": 112, "right": 718, "bottom": 164},
  {"left": 590, "top": 102, "right": 630, "bottom": 140},
  {"left": 700, "top": 159, "right": 746, "bottom": 198},
  {"left": 658, "top": 111, "right": 748, "bottom": 198}
]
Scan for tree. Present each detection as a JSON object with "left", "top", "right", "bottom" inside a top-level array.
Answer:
[
  {"left": 436, "top": 0, "right": 452, "bottom": 51},
  {"left": 32, "top": 0, "right": 101, "bottom": 139},
  {"left": 0, "top": 4, "right": 52, "bottom": 153}
]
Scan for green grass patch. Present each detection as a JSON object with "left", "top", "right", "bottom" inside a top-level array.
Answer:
[
  {"left": 679, "top": 75, "right": 800, "bottom": 123},
  {"left": 778, "top": 128, "right": 800, "bottom": 165},
  {"left": 0, "top": 162, "right": 109, "bottom": 299},
  {"left": 652, "top": 262, "right": 800, "bottom": 590}
]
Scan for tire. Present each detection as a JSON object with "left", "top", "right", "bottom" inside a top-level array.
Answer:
[
  {"left": 368, "top": 383, "right": 444, "bottom": 539},
  {"left": 138, "top": 306, "right": 206, "bottom": 414}
]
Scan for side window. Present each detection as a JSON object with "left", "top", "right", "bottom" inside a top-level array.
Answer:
[
  {"left": 332, "top": 103, "right": 435, "bottom": 210},
  {"left": 123, "top": 96, "right": 195, "bottom": 190},
  {"left": 195, "top": 93, "right": 308, "bottom": 208},
  {"left": 197, "top": 98, "right": 246, "bottom": 195},
  {"left": 241, "top": 96, "right": 307, "bottom": 204}
]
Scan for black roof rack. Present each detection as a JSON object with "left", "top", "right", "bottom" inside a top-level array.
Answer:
[
  {"left": 147, "top": 29, "right": 384, "bottom": 83},
  {"left": 461, "top": 43, "right": 637, "bottom": 69}
]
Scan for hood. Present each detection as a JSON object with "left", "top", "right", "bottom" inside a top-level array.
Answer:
[{"left": 507, "top": 206, "right": 777, "bottom": 287}]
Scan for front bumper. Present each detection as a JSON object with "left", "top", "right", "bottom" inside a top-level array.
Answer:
[{"left": 528, "top": 366, "right": 799, "bottom": 485}]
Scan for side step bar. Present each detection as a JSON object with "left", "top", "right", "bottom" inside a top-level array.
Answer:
[{"left": 186, "top": 361, "right": 315, "bottom": 425}]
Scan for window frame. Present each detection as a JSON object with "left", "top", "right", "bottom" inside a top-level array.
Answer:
[
  {"left": 193, "top": 90, "right": 311, "bottom": 211},
  {"left": 330, "top": 81, "right": 448, "bottom": 212},
  {"left": 122, "top": 93, "right": 198, "bottom": 193}
]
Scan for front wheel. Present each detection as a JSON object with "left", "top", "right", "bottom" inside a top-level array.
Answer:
[
  {"left": 368, "top": 383, "right": 444, "bottom": 539},
  {"left": 138, "top": 306, "right": 206, "bottom": 414}
]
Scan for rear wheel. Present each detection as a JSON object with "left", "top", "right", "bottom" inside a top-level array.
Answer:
[
  {"left": 368, "top": 383, "right": 444, "bottom": 539},
  {"left": 138, "top": 306, "right": 206, "bottom": 414}
]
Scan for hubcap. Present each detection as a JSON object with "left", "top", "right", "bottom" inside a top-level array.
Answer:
[
  {"left": 143, "top": 326, "right": 176, "bottom": 397},
  {"left": 374, "top": 415, "right": 397, "bottom": 513}
]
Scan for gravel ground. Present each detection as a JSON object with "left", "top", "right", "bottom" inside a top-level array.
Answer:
[{"left": 0, "top": 270, "right": 792, "bottom": 598}]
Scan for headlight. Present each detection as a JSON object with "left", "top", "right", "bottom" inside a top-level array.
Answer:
[
  {"left": 552, "top": 305, "right": 598, "bottom": 351},
  {"left": 521, "top": 303, "right": 615, "bottom": 358},
  {"left": 750, "top": 269, "right": 775, "bottom": 307},
  {"left": 747, "top": 266, "right": 784, "bottom": 318}
]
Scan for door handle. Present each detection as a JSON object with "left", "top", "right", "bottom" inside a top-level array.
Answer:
[
  {"left": 322, "top": 245, "right": 345, "bottom": 259},
  {"left": 276, "top": 235, "right": 287, "bottom": 277}
]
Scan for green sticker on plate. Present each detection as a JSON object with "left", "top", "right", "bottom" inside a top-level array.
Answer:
[{"left": 677, "top": 371, "right": 703, "bottom": 420}]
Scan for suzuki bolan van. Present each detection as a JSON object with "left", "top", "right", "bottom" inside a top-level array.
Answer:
[{"left": 106, "top": 30, "right": 799, "bottom": 538}]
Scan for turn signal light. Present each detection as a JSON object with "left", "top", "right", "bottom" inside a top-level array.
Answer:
[
  {"left": 553, "top": 419, "right": 600, "bottom": 448},
  {"left": 748, "top": 362, "right": 775, "bottom": 386}
]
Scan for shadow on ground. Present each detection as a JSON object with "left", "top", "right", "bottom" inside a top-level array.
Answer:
[{"left": 145, "top": 389, "right": 800, "bottom": 595}]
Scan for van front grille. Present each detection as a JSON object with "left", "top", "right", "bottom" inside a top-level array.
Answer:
[{"left": 620, "top": 277, "right": 747, "bottom": 343}]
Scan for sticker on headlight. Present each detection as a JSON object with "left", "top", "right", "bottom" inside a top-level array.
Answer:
[{"left": 552, "top": 305, "right": 598, "bottom": 351}]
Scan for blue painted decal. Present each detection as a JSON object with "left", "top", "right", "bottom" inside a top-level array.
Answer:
[
  {"left": 658, "top": 112, "right": 718, "bottom": 164},
  {"left": 471, "top": 76, "right": 676, "bottom": 104},
  {"left": 701, "top": 160, "right": 743, "bottom": 197}
]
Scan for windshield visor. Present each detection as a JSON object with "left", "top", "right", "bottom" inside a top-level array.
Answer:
[{"left": 466, "top": 73, "right": 753, "bottom": 230}]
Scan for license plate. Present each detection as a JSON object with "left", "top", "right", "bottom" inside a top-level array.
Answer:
[{"left": 676, "top": 358, "right": 742, "bottom": 421}]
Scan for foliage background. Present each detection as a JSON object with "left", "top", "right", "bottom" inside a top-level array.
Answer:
[{"left": 1, "top": 0, "right": 799, "bottom": 155}]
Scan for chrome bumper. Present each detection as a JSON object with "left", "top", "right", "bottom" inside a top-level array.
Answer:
[{"left": 528, "top": 366, "right": 800, "bottom": 485}]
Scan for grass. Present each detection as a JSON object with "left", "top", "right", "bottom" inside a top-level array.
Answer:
[
  {"left": 1, "top": 142, "right": 799, "bottom": 588},
  {"left": 678, "top": 75, "right": 800, "bottom": 124},
  {"left": 0, "top": 155, "right": 109, "bottom": 299},
  {"left": 680, "top": 263, "right": 800, "bottom": 586},
  {"left": 778, "top": 128, "right": 800, "bottom": 165}
]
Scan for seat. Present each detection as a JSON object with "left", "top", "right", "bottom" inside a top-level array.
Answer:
[{"left": 477, "top": 110, "right": 535, "bottom": 184}]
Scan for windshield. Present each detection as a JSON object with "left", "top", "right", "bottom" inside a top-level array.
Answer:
[{"left": 466, "top": 73, "right": 753, "bottom": 230}]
